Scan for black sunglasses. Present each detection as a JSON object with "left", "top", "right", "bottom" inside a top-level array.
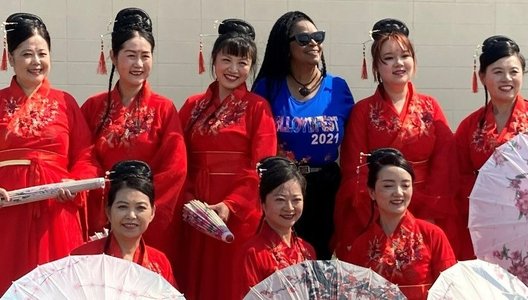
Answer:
[{"left": 289, "top": 31, "right": 325, "bottom": 46}]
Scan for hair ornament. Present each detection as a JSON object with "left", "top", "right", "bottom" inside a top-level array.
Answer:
[
  {"left": 370, "top": 18, "right": 409, "bottom": 40},
  {"left": 96, "top": 20, "right": 113, "bottom": 75},
  {"left": 0, "top": 22, "right": 16, "bottom": 71},
  {"left": 360, "top": 39, "right": 372, "bottom": 80},
  {"left": 472, "top": 44, "right": 482, "bottom": 93}
]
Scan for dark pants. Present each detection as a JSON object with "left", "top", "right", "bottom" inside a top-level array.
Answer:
[{"left": 294, "top": 162, "right": 341, "bottom": 260}]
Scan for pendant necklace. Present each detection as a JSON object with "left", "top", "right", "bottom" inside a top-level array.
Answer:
[{"left": 290, "top": 71, "right": 320, "bottom": 97}]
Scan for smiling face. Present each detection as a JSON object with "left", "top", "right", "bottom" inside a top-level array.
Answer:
[
  {"left": 262, "top": 179, "right": 304, "bottom": 234},
  {"left": 8, "top": 34, "right": 50, "bottom": 94},
  {"left": 106, "top": 186, "right": 155, "bottom": 242},
  {"left": 480, "top": 55, "right": 523, "bottom": 105},
  {"left": 369, "top": 165, "right": 412, "bottom": 219},
  {"left": 111, "top": 34, "right": 153, "bottom": 92},
  {"left": 214, "top": 50, "right": 252, "bottom": 100},
  {"left": 376, "top": 38, "right": 415, "bottom": 88},
  {"left": 289, "top": 19, "right": 322, "bottom": 67}
]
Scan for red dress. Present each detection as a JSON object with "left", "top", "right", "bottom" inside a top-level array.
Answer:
[
  {"left": 0, "top": 77, "right": 97, "bottom": 294},
  {"left": 237, "top": 221, "right": 316, "bottom": 298},
  {"left": 454, "top": 96, "right": 528, "bottom": 260},
  {"left": 335, "top": 83, "right": 456, "bottom": 256},
  {"left": 176, "top": 82, "right": 277, "bottom": 300},
  {"left": 340, "top": 212, "right": 456, "bottom": 300},
  {"left": 71, "top": 233, "right": 176, "bottom": 286},
  {"left": 81, "top": 81, "right": 187, "bottom": 266}
]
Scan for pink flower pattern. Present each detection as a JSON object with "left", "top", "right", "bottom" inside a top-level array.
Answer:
[
  {"left": 367, "top": 224, "right": 425, "bottom": 278},
  {"left": 472, "top": 109, "right": 528, "bottom": 153},
  {"left": 188, "top": 94, "right": 248, "bottom": 136},
  {"left": 369, "top": 96, "right": 435, "bottom": 140},
  {"left": 493, "top": 246, "right": 528, "bottom": 285},
  {"left": 98, "top": 101, "right": 155, "bottom": 148},
  {"left": 2, "top": 94, "right": 59, "bottom": 137}
]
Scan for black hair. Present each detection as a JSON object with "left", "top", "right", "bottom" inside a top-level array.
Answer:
[
  {"left": 366, "top": 148, "right": 415, "bottom": 189},
  {"left": 96, "top": 7, "right": 155, "bottom": 136},
  {"left": 210, "top": 19, "right": 258, "bottom": 80},
  {"left": 363, "top": 148, "right": 414, "bottom": 229},
  {"left": 371, "top": 18, "right": 409, "bottom": 40},
  {"left": 257, "top": 156, "right": 306, "bottom": 202},
  {"left": 107, "top": 160, "right": 154, "bottom": 207},
  {"left": 252, "top": 11, "right": 327, "bottom": 101},
  {"left": 5, "top": 13, "right": 50, "bottom": 53},
  {"left": 478, "top": 35, "right": 525, "bottom": 128},
  {"left": 370, "top": 18, "right": 414, "bottom": 83}
]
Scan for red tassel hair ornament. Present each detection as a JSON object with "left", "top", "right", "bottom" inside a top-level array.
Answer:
[
  {"left": 472, "top": 53, "right": 478, "bottom": 93},
  {"left": 97, "top": 36, "right": 107, "bottom": 75},
  {"left": 1, "top": 31, "right": 7, "bottom": 71},
  {"left": 361, "top": 43, "right": 368, "bottom": 80},
  {"left": 198, "top": 38, "right": 205, "bottom": 75}
]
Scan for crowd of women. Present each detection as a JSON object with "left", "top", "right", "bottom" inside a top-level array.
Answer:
[{"left": 0, "top": 6, "right": 525, "bottom": 300}]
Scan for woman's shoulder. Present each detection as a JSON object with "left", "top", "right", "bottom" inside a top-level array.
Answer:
[
  {"left": 145, "top": 244, "right": 172, "bottom": 264},
  {"left": 70, "top": 238, "right": 106, "bottom": 255}
]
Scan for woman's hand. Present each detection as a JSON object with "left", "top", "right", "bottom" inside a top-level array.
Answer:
[
  {"left": 56, "top": 179, "right": 77, "bottom": 202},
  {"left": 0, "top": 188, "right": 10, "bottom": 208},
  {"left": 208, "top": 202, "right": 231, "bottom": 223}
]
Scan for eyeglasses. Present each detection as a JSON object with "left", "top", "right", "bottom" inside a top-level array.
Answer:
[{"left": 289, "top": 31, "right": 325, "bottom": 46}]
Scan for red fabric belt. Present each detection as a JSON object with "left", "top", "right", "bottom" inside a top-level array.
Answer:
[
  {"left": 189, "top": 151, "right": 249, "bottom": 174},
  {"left": 409, "top": 159, "right": 428, "bottom": 184},
  {"left": 0, "top": 148, "right": 68, "bottom": 167}
]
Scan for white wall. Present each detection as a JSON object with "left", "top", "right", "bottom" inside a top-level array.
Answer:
[{"left": 2, "top": 0, "right": 528, "bottom": 129}]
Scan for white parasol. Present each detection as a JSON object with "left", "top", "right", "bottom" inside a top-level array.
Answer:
[
  {"left": 1, "top": 254, "right": 184, "bottom": 299},
  {"left": 469, "top": 132, "right": 528, "bottom": 285},
  {"left": 243, "top": 259, "right": 405, "bottom": 300},
  {"left": 427, "top": 259, "right": 528, "bottom": 299},
  {"left": 182, "top": 199, "right": 234, "bottom": 243},
  {"left": 0, "top": 177, "right": 106, "bottom": 207}
]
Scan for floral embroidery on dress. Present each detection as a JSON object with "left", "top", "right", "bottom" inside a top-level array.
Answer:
[
  {"left": 189, "top": 94, "right": 248, "bottom": 135},
  {"left": 471, "top": 109, "right": 528, "bottom": 153},
  {"left": 367, "top": 224, "right": 425, "bottom": 276},
  {"left": 269, "top": 237, "right": 312, "bottom": 270},
  {"left": 100, "top": 100, "right": 155, "bottom": 147},
  {"left": 369, "top": 97, "right": 434, "bottom": 140},
  {"left": 2, "top": 94, "right": 59, "bottom": 137}
]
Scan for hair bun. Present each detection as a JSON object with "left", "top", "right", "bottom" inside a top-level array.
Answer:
[
  {"left": 367, "top": 147, "right": 404, "bottom": 165},
  {"left": 218, "top": 18, "right": 255, "bottom": 40},
  {"left": 6, "top": 12, "right": 45, "bottom": 30},
  {"left": 482, "top": 35, "right": 519, "bottom": 54},
  {"left": 113, "top": 7, "right": 152, "bottom": 33},
  {"left": 108, "top": 160, "right": 153, "bottom": 182},
  {"left": 371, "top": 18, "right": 409, "bottom": 40}
]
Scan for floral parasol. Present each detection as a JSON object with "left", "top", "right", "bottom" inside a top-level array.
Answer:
[
  {"left": 469, "top": 132, "right": 528, "bottom": 285},
  {"left": 243, "top": 260, "right": 405, "bottom": 300}
]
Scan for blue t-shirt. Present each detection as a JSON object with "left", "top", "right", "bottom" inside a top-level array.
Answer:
[{"left": 253, "top": 74, "right": 354, "bottom": 167}]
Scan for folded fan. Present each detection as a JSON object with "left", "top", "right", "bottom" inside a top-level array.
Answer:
[
  {"left": 0, "top": 177, "right": 106, "bottom": 207},
  {"left": 183, "top": 199, "right": 235, "bottom": 243}
]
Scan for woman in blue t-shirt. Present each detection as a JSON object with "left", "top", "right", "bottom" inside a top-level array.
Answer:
[{"left": 252, "top": 11, "right": 354, "bottom": 259}]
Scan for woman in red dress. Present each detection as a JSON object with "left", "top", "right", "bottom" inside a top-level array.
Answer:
[
  {"left": 81, "top": 8, "right": 186, "bottom": 267},
  {"left": 72, "top": 160, "right": 176, "bottom": 286},
  {"left": 175, "top": 19, "right": 277, "bottom": 300},
  {"left": 237, "top": 156, "right": 316, "bottom": 298},
  {"left": 0, "top": 13, "right": 97, "bottom": 294},
  {"left": 455, "top": 35, "right": 527, "bottom": 260},
  {"left": 339, "top": 148, "right": 456, "bottom": 300},
  {"left": 334, "top": 19, "right": 456, "bottom": 256}
]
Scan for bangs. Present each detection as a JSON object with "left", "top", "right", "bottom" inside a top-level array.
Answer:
[{"left": 220, "top": 37, "right": 254, "bottom": 59}]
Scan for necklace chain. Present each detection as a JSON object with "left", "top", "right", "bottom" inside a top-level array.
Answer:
[{"left": 290, "top": 70, "right": 322, "bottom": 97}]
